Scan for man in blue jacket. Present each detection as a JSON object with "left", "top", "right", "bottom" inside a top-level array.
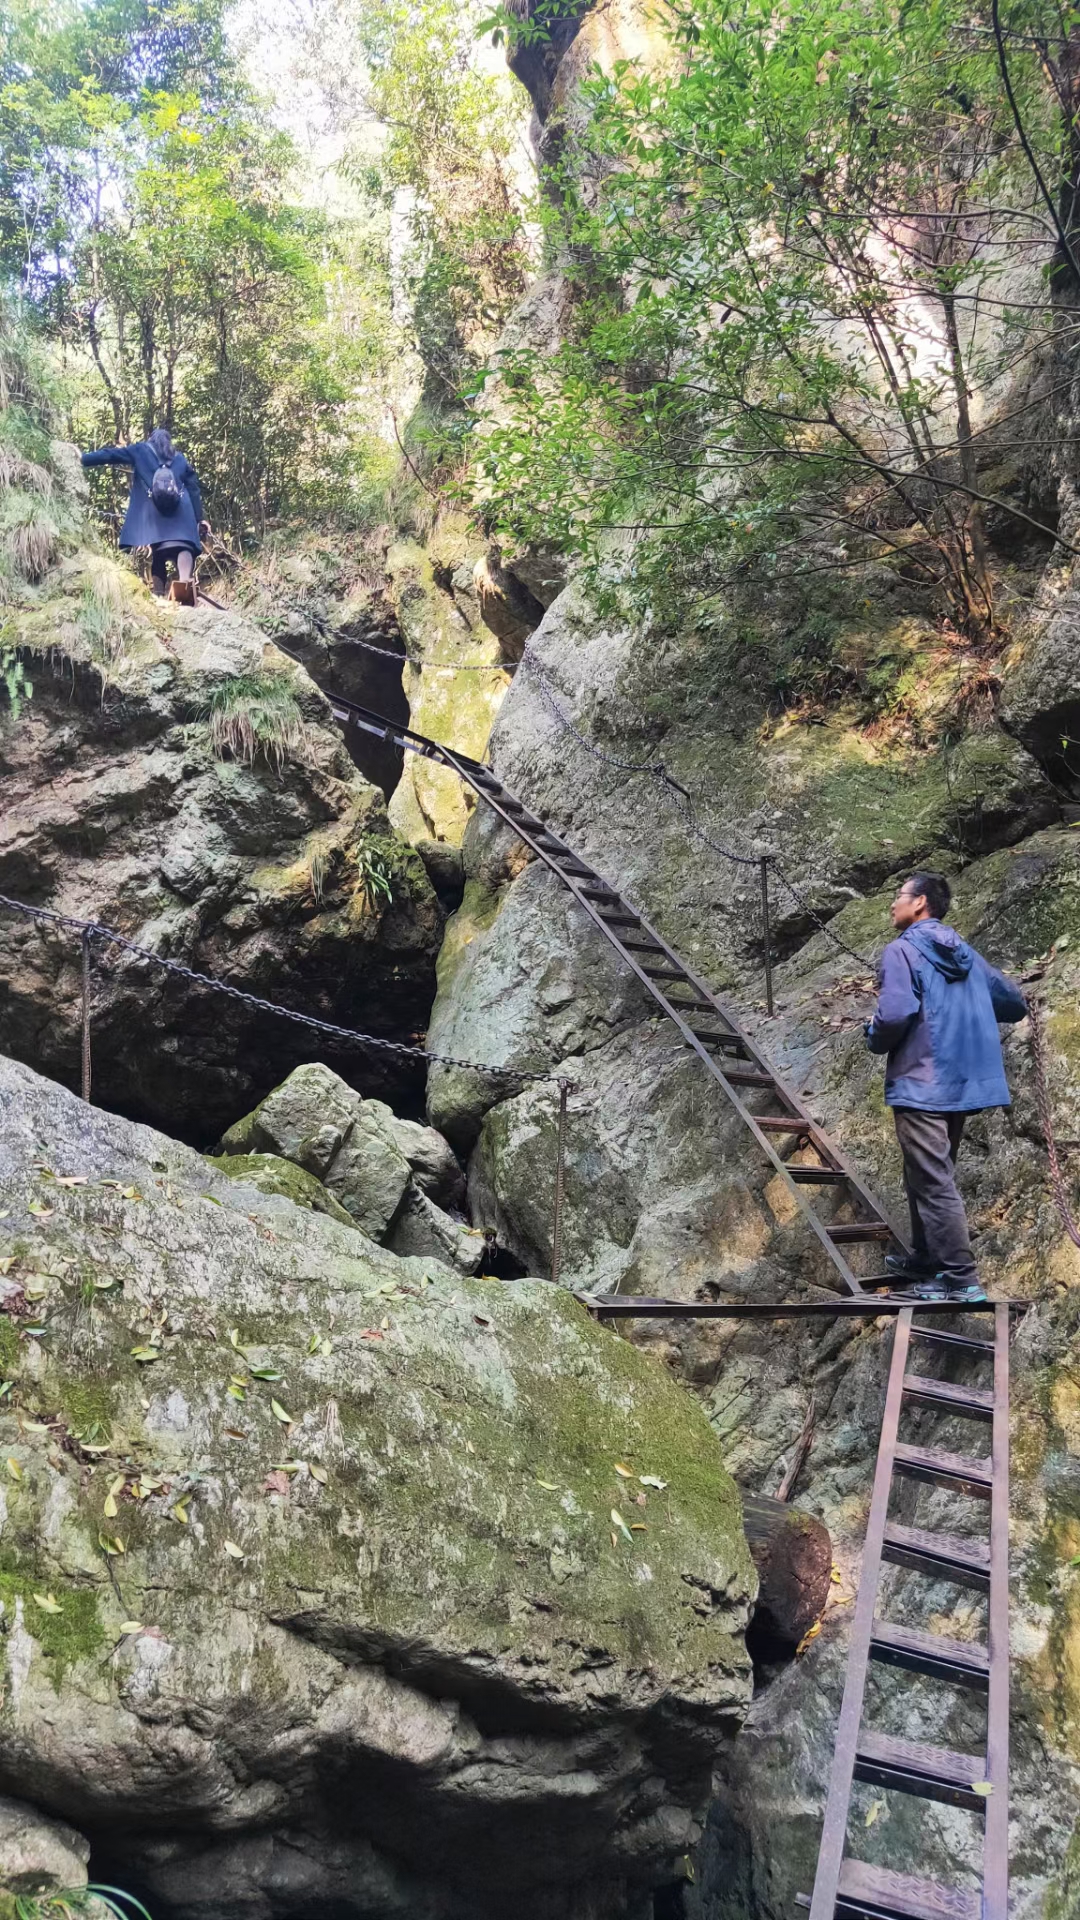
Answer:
[{"left": 866, "top": 870, "right": 1027, "bottom": 1301}]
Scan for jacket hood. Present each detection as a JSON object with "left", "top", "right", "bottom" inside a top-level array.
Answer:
[{"left": 903, "top": 919, "right": 973, "bottom": 981}]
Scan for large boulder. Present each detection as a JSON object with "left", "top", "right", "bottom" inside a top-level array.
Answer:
[
  {"left": 0, "top": 571, "right": 442, "bottom": 1140},
  {"left": 0, "top": 1795, "right": 95, "bottom": 1907},
  {"left": 220, "top": 1063, "right": 469, "bottom": 1246},
  {"left": 0, "top": 1055, "right": 755, "bottom": 1920}
]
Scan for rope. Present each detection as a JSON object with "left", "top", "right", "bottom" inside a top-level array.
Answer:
[
  {"left": 1028, "top": 997, "right": 1080, "bottom": 1251},
  {"left": 0, "top": 892, "right": 553, "bottom": 1084}
]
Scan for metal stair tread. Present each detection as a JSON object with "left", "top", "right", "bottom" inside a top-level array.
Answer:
[
  {"left": 893, "top": 1441, "right": 993, "bottom": 1494},
  {"left": 881, "top": 1521, "right": 990, "bottom": 1587},
  {"left": 869, "top": 1616, "right": 989, "bottom": 1688},
  {"left": 854, "top": 1727, "right": 989, "bottom": 1806},
  {"left": 902, "top": 1374, "right": 995, "bottom": 1419},
  {"left": 834, "top": 1859, "right": 981, "bottom": 1920},
  {"left": 910, "top": 1325, "right": 995, "bottom": 1355},
  {"left": 828, "top": 1222, "right": 894, "bottom": 1242}
]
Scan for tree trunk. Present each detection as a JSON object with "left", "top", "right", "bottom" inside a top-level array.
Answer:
[{"left": 742, "top": 1491, "right": 832, "bottom": 1652}]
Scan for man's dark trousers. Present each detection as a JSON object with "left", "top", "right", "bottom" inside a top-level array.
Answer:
[{"left": 892, "top": 1108, "right": 978, "bottom": 1284}]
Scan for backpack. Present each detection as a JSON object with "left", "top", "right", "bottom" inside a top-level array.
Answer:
[{"left": 150, "top": 458, "right": 182, "bottom": 515}]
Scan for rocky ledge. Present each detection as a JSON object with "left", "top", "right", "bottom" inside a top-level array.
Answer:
[{"left": 0, "top": 1055, "right": 754, "bottom": 1920}]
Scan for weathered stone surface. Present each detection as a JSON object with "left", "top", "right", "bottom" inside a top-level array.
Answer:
[
  {"left": 0, "top": 565, "right": 442, "bottom": 1140},
  {"left": 221, "top": 1064, "right": 413, "bottom": 1239},
  {"left": 0, "top": 1793, "right": 91, "bottom": 1899},
  {"left": 384, "top": 1183, "right": 483, "bottom": 1273},
  {"left": 1000, "top": 587, "right": 1080, "bottom": 788},
  {"left": 384, "top": 1114, "right": 466, "bottom": 1207},
  {"left": 0, "top": 1055, "right": 754, "bottom": 1920}
]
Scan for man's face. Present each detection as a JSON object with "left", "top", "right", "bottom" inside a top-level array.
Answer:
[{"left": 890, "top": 880, "right": 926, "bottom": 930}]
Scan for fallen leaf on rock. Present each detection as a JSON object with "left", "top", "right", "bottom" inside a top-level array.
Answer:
[
  {"left": 250, "top": 1367, "right": 282, "bottom": 1381},
  {"left": 53, "top": 1176, "right": 88, "bottom": 1188},
  {"left": 864, "top": 1801, "right": 884, "bottom": 1829},
  {"left": 121, "top": 1187, "right": 142, "bottom": 1201},
  {"left": 119, "top": 1621, "right": 145, "bottom": 1636},
  {"left": 271, "top": 1459, "right": 304, "bottom": 1474},
  {"left": 610, "top": 1509, "right": 634, "bottom": 1545},
  {"left": 473, "top": 1314, "right": 493, "bottom": 1329},
  {"left": 830, "top": 1568, "right": 843, "bottom": 1584},
  {"left": 223, "top": 1540, "right": 245, "bottom": 1559},
  {"left": 536, "top": 1479, "right": 559, "bottom": 1491},
  {"left": 32, "top": 1592, "right": 61, "bottom": 1613},
  {"left": 130, "top": 1347, "right": 160, "bottom": 1363},
  {"left": 613, "top": 1463, "right": 633, "bottom": 1478},
  {"left": 309, "top": 1463, "right": 328, "bottom": 1485},
  {"left": 223, "top": 1428, "right": 249, "bottom": 1441},
  {"left": 0, "top": 1383, "right": 12, "bottom": 1401},
  {"left": 639, "top": 1475, "right": 668, "bottom": 1490},
  {"left": 100, "top": 1180, "right": 124, "bottom": 1190},
  {"left": 27, "top": 1202, "right": 54, "bottom": 1219},
  {"left": 0, "top": 1258, "right": 17, "bottom": 1276},
  {"left": 6, "top": 1457, "right": 23, "bottom": 1480},
  {"left": 630, "top": 1523, "right": 647, "bottom": 1532},
  {"left": 262, "top": 1470, "right": 291, "bottom": 1497},
  {"left": 971, "top": 1782, "right": 993, "bottom": 1797},
  {"left": 93, "top": 1276, "right": 118, "bottom": 1291},
  {"left": 172, "top": 1499, "right": 191, "bottom": 1524},
  {"left": 103, "top": 1474, "right": 126, "bottom": 1519},
  {"left": 796, "top": 1620, "right": 822, "bottom": 1655},
  {"left": 23, "top": 1288, "right": 47, "bottom": 1303},
  {"left": 270, "top": 1399, "right": 293, "bottom": 1425},
  {"left": 98, "top": 1533, "right": 125, "bottom": 1555},
  {"left": 19, "top": 1419, "right": 51, "bottom": 1434},
  {"left": 360, "top": 1329, "right": 384, "bottom": 1341}
]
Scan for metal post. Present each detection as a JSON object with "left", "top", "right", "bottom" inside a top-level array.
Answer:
[
  {"left": 760, "top": 856, "right": 774, "bottom": 1016},
  {"left": 550, "top": 1080, "right": 569, "bottom": 1288},
  {"left": 80, "top": 928, "right": 92, "bottom": 1103}
]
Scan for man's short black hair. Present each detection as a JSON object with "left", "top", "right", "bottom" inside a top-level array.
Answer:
[{"left": 905, "top": 870, "right": 951, "bottom": 919}]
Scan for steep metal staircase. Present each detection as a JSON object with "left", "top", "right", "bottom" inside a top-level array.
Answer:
[
  {"left": 316, "top": 683, "right": 1012, "bottom": 1920},
  {"left": 325, "top": 687, "right": 903, "bottom": 1297}
]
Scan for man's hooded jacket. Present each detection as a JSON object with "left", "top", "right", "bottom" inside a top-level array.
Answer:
[{"left": 866, "top": 919, "right": 1027, "bottom": 1111}]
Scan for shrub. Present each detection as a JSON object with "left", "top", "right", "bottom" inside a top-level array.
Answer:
[{"left": 205, "top": 672, "right": 310, "bottom": 771}]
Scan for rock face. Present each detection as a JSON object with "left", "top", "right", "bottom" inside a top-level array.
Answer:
[
  {"left": 0, "top": 1794, "right": 96, "bottom": 1908},
  {"left": 0, "top": 561, "right": 442, "bottom": 1141},
  {"left": 219, "top": 1063, "right": 478, "bottom": 1270},
  {"left": 0, "top": 1056, "right": 755, "bottom": 1920}
]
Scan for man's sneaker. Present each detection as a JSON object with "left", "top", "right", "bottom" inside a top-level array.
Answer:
[
  {"left": 885, "top": 1253, "right": 939, "bottom": 1279},
  {"left": 909, "top": 1278, "right": 949, "bottom": 1300},
  {"left": 941, "top": 1281, "right": 987, "bottom": 1303}
]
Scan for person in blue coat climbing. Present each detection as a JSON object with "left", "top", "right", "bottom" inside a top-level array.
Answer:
[
  {"left": 866, "top": 870, "right": 1027, "bottom": 1301},
  {"left": 81, "top": 428, "right": 210, "bottom": 596}
]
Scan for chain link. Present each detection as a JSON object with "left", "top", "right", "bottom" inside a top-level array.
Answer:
[
  {"left": 0, "top": 892, "right": 552, "bottom": 1084},
  {"left": 1027, "top": 997, "right": 1080, "bottom": 1251}
]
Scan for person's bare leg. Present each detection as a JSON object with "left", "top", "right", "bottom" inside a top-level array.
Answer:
[{"left": 177, "top": 550, "right": 194, "bottom": 581}]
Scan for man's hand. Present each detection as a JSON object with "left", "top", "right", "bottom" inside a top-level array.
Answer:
[{"left": 199, "top": 520, "right": 211, "bottom": 538}]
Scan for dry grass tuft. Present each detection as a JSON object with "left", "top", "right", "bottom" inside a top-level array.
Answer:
[{"left": 206, "top": 672, "right": 310, "bottom": 772}]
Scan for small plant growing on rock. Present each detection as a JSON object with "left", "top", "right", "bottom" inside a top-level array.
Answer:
[
  {"left": 13, "top": 1887, "right": 152, "bottom": 1920},
  {"left": 205, "top": 672, "right": 310, "bottom": 773},
  {"left": 354, "top": 845, "right": 395, "bottom": 913}
]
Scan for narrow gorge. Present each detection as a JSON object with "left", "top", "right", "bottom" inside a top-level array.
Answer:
[{"left": 2, "top": 1, "right": 1080, "bottom": 1917}]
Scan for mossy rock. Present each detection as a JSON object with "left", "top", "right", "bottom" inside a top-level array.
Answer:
[
  {"left": 0, "top": 1055, "right": 754, "bottom": 1920},
  {"left": 207, "top": 1152, "right": 359, "bottom": 1229}
]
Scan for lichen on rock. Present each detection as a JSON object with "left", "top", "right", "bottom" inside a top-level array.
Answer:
[{"left": 0, "top": 1054, "right": 754, "bottom": 1920}]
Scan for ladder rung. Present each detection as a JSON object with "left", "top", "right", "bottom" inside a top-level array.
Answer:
[
  {"left": 579, "top": 885, "right": 620, "bottom": 901},
  {"left": 598, "top": 912, "right": 642, "bottom": 926},
  {"left": 893, "top": 1442, "right": 993, "bottom": 1498},
  {"left": 854, "top": 1728, "right": 989, "bottom": 1811},
  {"left": 882, "top": 1521, "right": 990, "bottom": 1589},
  {"left": 902, "top": 1374, "right": 994, "bottom": 1421},
  {"left": 911, "top": 1325, "right": 995, "bottom": 1355},
  {"left": 690, "top": 1031, "right": 747, "bottom": 1050},
  {"left": 869, "top": 1617, "right": 989, "bottom": 1691},
  {"left": 789, "top": 1167, "right": 847, "bottom": 1185},
  {"left": 835, "top": 1859, "right": 980, "bottom": 1920},
  {"left": 666, "top": 996, "right": 725, "bottom": 1012},
  {"left": 755, "top": 1115, "right": 812, "bottom": 1133},
  {"left": 722, "top": 1070, "right": 776, "bottom": 1087},
  {"left": 641, "top": 966, "right": 690, "bottom": 981},
  {"left": 827, "top": 1222, "right": 894, "bottom": 1243}
]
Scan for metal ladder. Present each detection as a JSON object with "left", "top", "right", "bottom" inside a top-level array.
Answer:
[
  {"left": 324, "top": 689, "right": 905, "bottom": 1298},
  {"left": 802, "top": 1304, "right": 1010, "bottom": 1920}
]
